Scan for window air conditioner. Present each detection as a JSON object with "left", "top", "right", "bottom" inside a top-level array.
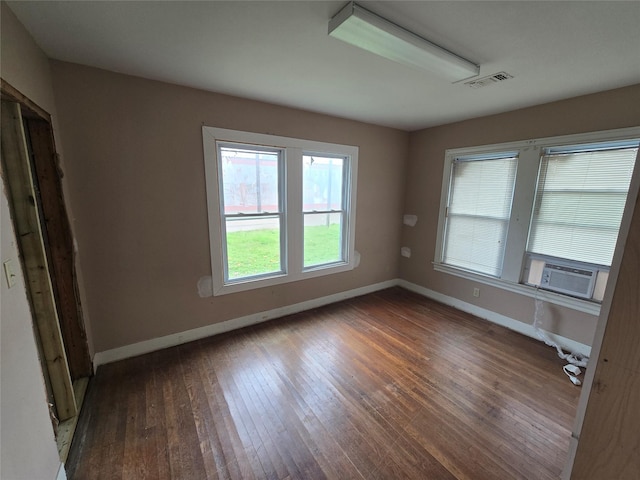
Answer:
[
  {"left": 540, "top": 262, "right": 597, "bottom": 299},
  {"left": 525, "top": 255, "right": 609, "bottom": 302}
]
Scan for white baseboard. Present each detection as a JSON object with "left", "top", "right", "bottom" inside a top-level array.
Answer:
[
  {"left": 93, "top": 278, "right": 591, "bottom": 368},
  {"left": 93, "top": 280, "right": 397, "bottom": 368},
  {"left": 57, "top": 463, "right": 67, "bottom": 480},
  {"left": 397, "top": 279, "right": 591, "bottom": 358}
]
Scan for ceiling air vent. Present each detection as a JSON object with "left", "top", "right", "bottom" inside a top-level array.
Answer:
[{"left": 465, "top": 72, "right": 514, "bottom": 89}]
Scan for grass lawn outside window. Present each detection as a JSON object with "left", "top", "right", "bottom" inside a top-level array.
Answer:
[{"left": 227, "top": 224, "right": 341, "bottom": 279}]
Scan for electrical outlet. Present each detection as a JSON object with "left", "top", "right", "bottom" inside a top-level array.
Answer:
[{"left": 473, "top": 287, "right": 480, "bottom": 298}]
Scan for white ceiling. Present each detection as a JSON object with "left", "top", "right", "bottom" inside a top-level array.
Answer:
[{"left": 7, "top": 1, "right": 640, "bottom": 131}]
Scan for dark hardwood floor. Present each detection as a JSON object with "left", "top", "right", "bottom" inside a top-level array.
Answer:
[{"left": 67, "top": 287, "right": 581, "bottom": 479}]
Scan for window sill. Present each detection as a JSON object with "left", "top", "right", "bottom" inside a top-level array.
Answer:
[
  {"left": 213, "top": 261, "right": 354, "bottom": 296},
  {"left": 433, "top": 262, "right": 601, "bottom": 316}
]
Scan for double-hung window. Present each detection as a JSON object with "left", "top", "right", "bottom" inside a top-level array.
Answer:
[
  {"left": 217, "top": 144, "right": 284, "bottom": 281},
  {"left": 442, "top": 152, "right": 518, "bottom": 277},
  {"left": 435, "top": 127, "right": 639, "bottom": 311},
  {"left": 203, "top": 127, "right": 358, "bottom": 295},
  {"left": 527, "top": 142, "right": 637, "bottom": 266},
  {"left": 303, "top": 154, "right": 348, "bottom": 268}
]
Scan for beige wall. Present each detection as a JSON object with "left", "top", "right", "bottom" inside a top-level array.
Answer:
[
  {"left": 49, "top": 55, "right": 640, "bottom": 354},
  {"left": 0, "top": 2, "right": 64, "bottom": 479},
  {"left": 50, "top": 61, "right": 408, "bottom": 353},
  {"left": 402, "top": 84, "right": 640, "bottom": 346}
]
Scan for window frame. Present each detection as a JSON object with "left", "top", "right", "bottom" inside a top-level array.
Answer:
[
  {"left": 302, "top": 152, "right": 350, "bottom": 270},
  {"left": 526, "top": 142, "right": 638, "bottom": 266},
  {"left": 203, "top": 126, "right": 358, "bottom": 296},
  {"left": 441, "top": 151, "right": 519, "bottom": 278},
  {"left": 434, "top": 126, "right": 640, "bottom": 315},
  {"left": 216, "top": 142, "right": 286, "bottom": 283}
]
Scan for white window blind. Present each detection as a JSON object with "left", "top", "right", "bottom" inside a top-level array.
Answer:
[
  {"left": 527, "top": 143, "right": 638, "bottom": 266},
  {"left": 442, "top": 153, "right": 518, "bottom": 277}
]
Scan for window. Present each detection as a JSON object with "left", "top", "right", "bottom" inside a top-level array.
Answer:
[
  {"left": 442, "top": 152, "right": 518, "bottom": 277},
  {"left": 217, "top": 144, "right": 284, "bottom": 281},
  {"left": 203, "top": 127, "right": 358, "bottom": 295},
  {"left": 527, "top": 143, "right": 637, "bottom": 266},
  {"left": 303, "top": 154, "right": 347, "bottom": 268},
  {"left": 435, "top": 127, "right": 639, "bottom": 311}
]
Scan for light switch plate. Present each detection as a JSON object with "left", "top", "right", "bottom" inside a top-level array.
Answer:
[{"left": 4, "top": 260, "right": 17, "bottom": 288}]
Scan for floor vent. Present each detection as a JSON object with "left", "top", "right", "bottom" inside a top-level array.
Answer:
[{"left": 465, "top": 71, "right": 514, "bottom": 89}]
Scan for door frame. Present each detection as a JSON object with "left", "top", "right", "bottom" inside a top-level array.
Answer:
[{"left": 1, "top": 79, "right": 92, "bottom": 422}]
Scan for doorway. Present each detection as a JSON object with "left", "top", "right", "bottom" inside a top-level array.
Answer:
[{"left": 1, "top": 79, "right": 92, "bottom": 461}]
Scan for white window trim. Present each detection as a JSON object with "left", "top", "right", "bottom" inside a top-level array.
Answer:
[
  {"left": 434, "top": 126, "right": 640, "bottom": 314},
  {"left": 203, "top": 126, "right": 358, "bottom": 296}
]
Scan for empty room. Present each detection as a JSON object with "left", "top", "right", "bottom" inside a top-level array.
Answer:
[{"left": 1, "top": 1, "right": 639, "bottom": 479}]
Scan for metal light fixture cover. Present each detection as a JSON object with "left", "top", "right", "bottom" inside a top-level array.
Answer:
[{"left": 329, "top": 2, "right": 480, "bottom": 82}]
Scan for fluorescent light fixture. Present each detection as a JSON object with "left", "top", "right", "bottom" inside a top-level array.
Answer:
[{"left": 328, "top": 2, "right": 480, "bottom": 82}]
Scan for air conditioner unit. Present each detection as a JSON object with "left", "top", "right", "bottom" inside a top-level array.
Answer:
[
  {"left": 540, "top": 262, "right": 597, "bottom": 299},
  {"left": 524, "top": 255, "right": 609, "bottom": 301}
]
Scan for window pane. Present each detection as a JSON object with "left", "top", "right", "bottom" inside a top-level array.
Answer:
[
  {"left": 449, "top": 158, "right": 516, "bottom": 218},
  {"left": 304, "top": 212, "right": 342, "bottom": 267},
  {"left": 443, "top": 155, "right": 517, "bottom": 277},
  {"left": 219, "top": 146, "right": 280, "bottom": 215},
  {"left": 225, "top": 217, "right": 282, "bottom": 280},
  {"left": 528, "top": 146, "right": 637, "bottom": 266},
  {"left": 444, "top": 216, "right": 509, "bottom": 276},
  {"left": 303, "top": 155, "right": 344, "bottom": 211}
]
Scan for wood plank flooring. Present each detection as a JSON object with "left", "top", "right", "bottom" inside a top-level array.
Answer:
[{"left": 66, "top": 288, "right": 581, "bottom": 479}]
